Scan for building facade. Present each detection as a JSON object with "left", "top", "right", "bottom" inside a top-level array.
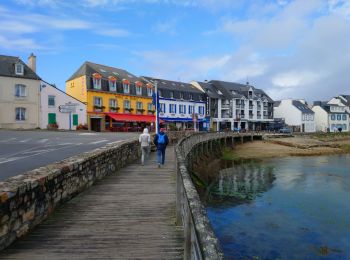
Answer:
[
  {"left": 328, "top": 95, "right": 350, "bottom": 130},
  {"left": 274, "top": 99, "right": 316, "bottom": 132},
  {"left": 40, "top": 81, "right": 87, "bottom": 130},
  {"left": 143, "top": 77, "right": 207, "bottom": 131},
  {"left": 198, "top": 80, "right": 274, "bottom": 131},
  {"left": 0, "top": 54, "right": 41, "bottom": 129},
  {"left": 66, "top": 62, "right": 155, "bottom": 132},
  {"left": 312, "top": 102, "right": 349, "bottom": 132}
]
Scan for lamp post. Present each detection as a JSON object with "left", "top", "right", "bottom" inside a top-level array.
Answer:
[{"left": 154, "top": 80, "right": 159, "bottom": 134}]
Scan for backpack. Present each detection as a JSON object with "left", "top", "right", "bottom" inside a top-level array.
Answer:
[{"left": 158, "top": 134, "right": 165, "bottom": 144}]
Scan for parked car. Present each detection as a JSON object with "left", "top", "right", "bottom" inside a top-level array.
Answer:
[{"left": 279, "top": 127, "right": 292, "bottom": 134}]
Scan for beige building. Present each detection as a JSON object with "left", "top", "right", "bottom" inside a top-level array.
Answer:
[{"left": 0, "top": 54, "right": 41, "bottom": 129}]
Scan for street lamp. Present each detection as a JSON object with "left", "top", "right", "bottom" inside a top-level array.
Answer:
[{"left": 152, "top": 80, "right": 159, "bottom": 134}]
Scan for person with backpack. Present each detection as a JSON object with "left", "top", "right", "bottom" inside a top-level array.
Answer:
[
  {"left": 153, "top": 128, "right": 169, "bottom": 168},
  {"left": 139, "top": 128, "right": 151, "bottom": 166}
]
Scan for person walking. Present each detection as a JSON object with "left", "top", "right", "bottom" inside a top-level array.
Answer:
[
  {"left": 153, "top": 128, "right": 169, "bottom": 168},
  {"left": 139, "top": 128, "right": 151, "bottom": 166}
]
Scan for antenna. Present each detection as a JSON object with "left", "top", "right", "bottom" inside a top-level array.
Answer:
[{"left": 246, "top": 76, "right": 249, "bottom": 85}]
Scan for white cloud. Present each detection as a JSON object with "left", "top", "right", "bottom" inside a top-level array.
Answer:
[
  {"left": 0, "top": 35, "right": 44, "bottom": 50},
  {"left": 96, "top": 28, "right": 131, "bottom": 37},
  {"left": 272, "top": 71, "right": 319, "bottom": 88},
  {"left": 153, "top": 18, "right": 178, "bottom": 35}
]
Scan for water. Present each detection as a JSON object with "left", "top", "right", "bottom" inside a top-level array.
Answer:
[{"left": 203, "top": 155, "right": 350, "bottom": 259}]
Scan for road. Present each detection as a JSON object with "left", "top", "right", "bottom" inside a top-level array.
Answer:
[{"left": 0, "top": 130, "right": 139, "bottom": 181}]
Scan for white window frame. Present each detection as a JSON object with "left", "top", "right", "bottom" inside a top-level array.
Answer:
[
  {"left": 94, "top": 97, "right": 102, "bottom": 106},
  {"left": 109, "top": 81, "right": 116, "bottom": 92},
  {"left": 147, "top": 103, "right": 153, "bottom": 111},
  {"left": 123, "top": 83, "right": 130, "bottom": 94},
  {"left": 180, "top": 92, "right": 184, "bottom": 99},
  {"left": 170, "top": 91, "right": 174, "bottom": 99},
  {"left": 136, "top": 86, "right": 142, "bottom": 95},
  {"left": 93, "top": 78, "right": 101, "bottom": 89},
  {"left": 147, "top": 88, "right": 153, "bottom": 97},
  {"left": 15, "top": 63, "right": 24, "bottom": 75},
  {"left": 189, "top": 93, "right": 193, "bottom": 100},
  {"left": 109, "top": 99, "right": 117, "bottom": 108},
  {"left": 124, "top": 100, "right": 130, "bottom": 109},
  {"left": 48, "top": 95, "right": 55, "bottom": 107},
  {"left": 15, "top": 107, "right": 26, "bottom": 121},
  {"left": 136, "top": 102, "right": 143, "bottom": 109},
  {"left": 179, "top": 105, "right": 185, "bottom": 114},
  {"left": 15, "top": 84, "right": 26, "bottom": 97},
  {"left": 160, "top": 103, "right": 165, "bottom": 113},
  {"left": 158, "top": 90, "right": 162, "bottom": 97}
]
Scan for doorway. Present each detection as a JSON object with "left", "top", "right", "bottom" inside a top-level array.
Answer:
[{"left": 90, "top": 118, "right": 101, "bottom": 132}]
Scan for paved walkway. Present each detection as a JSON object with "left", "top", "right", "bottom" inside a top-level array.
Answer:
[{"left": 0, "top": 147, "right": 183, "bottom": 259}]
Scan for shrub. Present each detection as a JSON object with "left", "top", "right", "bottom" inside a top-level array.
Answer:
[{"left": 76, "top": 123, "right": 88, "bottom": 130}]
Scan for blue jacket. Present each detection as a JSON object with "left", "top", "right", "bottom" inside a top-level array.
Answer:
[{"left": 153, "top": 132, "right": 169, "bottom": 150}]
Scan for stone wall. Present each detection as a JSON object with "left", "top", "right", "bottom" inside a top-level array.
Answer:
[{"left": 0, "top": 139, "right": 140, "bottom": 250}]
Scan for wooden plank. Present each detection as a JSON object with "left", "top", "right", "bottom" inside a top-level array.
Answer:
[{"left": 0, "top": 147, "right": 183, "bottom": 259}]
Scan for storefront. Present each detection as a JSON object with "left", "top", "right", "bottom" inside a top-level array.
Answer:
[{"left": 105, "top": 113, "right": 156, "bottom": 132}]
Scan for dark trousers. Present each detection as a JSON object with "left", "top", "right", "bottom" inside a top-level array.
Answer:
[{"left": 157, "top": 148, "right": 166, "bottom": 165}]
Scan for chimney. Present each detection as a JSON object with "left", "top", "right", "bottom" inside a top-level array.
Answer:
[{"left": 28, "top": 53, "right": 36, "bottom": 72}]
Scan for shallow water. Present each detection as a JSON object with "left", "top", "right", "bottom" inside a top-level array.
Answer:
[{"left": 204, "top": 155, "right": 350, "bottom": 259}]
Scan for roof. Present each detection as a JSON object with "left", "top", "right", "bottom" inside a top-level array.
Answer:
[
  {"left": 194, "top": 81, "right": 222, "bottom": 98},
  {"left": 209, "top": 80, "right": 274, "bottom": 102},
  {"left": 292, "top": 100, "right": 314, "bottom": 114},
  {"left": 66, "top": 61, "right": 142, "bottom": 83},
  {"left": 339, "top": 95, "right": 350, "bottom": 106},
  {"left": 314, "top": 102, "right": 349, "bottom": 114},
  {"left": 142, "top": 76, "right": 203, "bottom": 93},
  {"left": 0, "top": 55, "right": 40, "bottom": 80},
  {"left": 274, "top": 101, "right": 281, "bottom": 107}
]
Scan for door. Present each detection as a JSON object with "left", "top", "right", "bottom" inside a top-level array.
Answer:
[{"left": 91, "top": 118, "right": 101, "bottom": 132}]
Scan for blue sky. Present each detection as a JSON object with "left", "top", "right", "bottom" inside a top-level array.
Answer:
[{"left": 1, "top": 0, "right": 350, "bottom": 102}]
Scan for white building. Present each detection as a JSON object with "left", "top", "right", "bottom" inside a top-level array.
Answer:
[
  {"left": 328, "top": 95, "right": 350, "bottom": 130},
  {"left": 274, "top": 99, "right": 316, "bottom": 132},
  {"left": 40, "top": 81, "right": 86, "bottom": 130},
  {"left": 312, "top": 102, "right": 349, "bottom": 132}
]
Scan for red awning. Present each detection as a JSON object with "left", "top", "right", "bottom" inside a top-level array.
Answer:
[{"left": 106, "top": 113, "right": 155, "bottom": 123}]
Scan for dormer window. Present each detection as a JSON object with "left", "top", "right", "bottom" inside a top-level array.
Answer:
[
  {"left": 122, "top": 79, "right": 130, "bottom": 94},
  {"left": 15, "top": 63, "right": 24, "bottom": 75},
  {"left": 146, "top": 84, "right": 153, "bottom": 97},
  {"left": 180, "top": 92, "right": 184, "bottom": 99},
  {"left": 189, "top": 93, "right": 193, "bottom": 100},
  {"left": 108, "top": 76, "right": 117, "bottom": 92},
  {"left": 92, "top": 73, "right": 102, "bottom": 89},
  {"left": 135, "top": 81, "right": 143, "bottom": 95},
  {"left": 170, "top": 91, "right": 174, "bottom": 99}
]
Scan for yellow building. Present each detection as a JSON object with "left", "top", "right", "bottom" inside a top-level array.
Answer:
[{"left": 66, "top": 62, "right": 155, "bottom": 131}]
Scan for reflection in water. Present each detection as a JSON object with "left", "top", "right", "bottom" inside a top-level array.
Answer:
[
  {"left": 206, "top": 162, "right": 275, "bottom": 204},
  {"left": 202, "top": 155, "right": 350, "bottom": 259}
]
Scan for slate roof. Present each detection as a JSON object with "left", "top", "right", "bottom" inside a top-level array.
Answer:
[
  {"left": 209, "top": 80, "right": 273, "bottom": 102},
  {"left": 292, "top": 100, "right": 314, "bottom": 114},
  {"left": 66, "top": 61, "right": 142, "bottom": 83},
  {"left": 0, "top": 55, "right": 40, "bottom": 80},
  {"left": 142, "top": 76, "right": 203, "bottom": 94},
  {"left": 314, "top": 102, "right": 349, "bottom": 114},
  {"left": 339, "top": 95, "right": 350, "bottom": 106},
  {"left": 274, "top": 101, "right": 281, "bottom": 107},
  {"left": 194, "top": 81, "right": 222, "bottom": 98}
]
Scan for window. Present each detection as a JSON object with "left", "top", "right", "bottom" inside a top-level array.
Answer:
[
  {"left": 189, "top": 93, "right": 193, "bottom": 100},
  {"left": 15, "top": 63, "right": 24, "bottom": 75},
  {"left": 147, "top": 87, "right": 153, "bottom": 97},
  {"left": 189, "top": 105, "right": 194, "bottom": 114},
  {"left": 147, "top": 103, "right": 153, "bottom": 111},
  {"left": 302, "top": 114, "right": 305, "bottom": 121},
  {"left": 15, "top": 84, "right": 26, "bottom": 97},
  {"left": 198, "top": 106, "right": 204, "bottom": 115},
  {"left": 93, "top": 78, "right": 101, "bottom": 89},
  {"left": 342, "top": 115, "right": 347, "bottom": 120},
  {"left": 179, "top": 105, "right": 186, "bottom": 114},
  {"left": 331, "top": 115, "right": 335, "bottom": 120},
  {"left": 109, "top": 99, "right": 117, "bottom": 108},
  {"left": 73, "top": 114, "right": 78, "bottom": 126},
  {"left": 159, "top": 103, "right": 166, "bottom": 113},
  {"left": 124, "top": 100, "right": 130, "bottom": 109},
  {"left": 123, "top": 83, "right": 130, "bottom": 93},
  {"left": 136, "top": 102, "right": 143, "bottom": 109},
  {"left": 169, "top": 104, "right": 176, "bottom": 113},
  {"left": 48, "top": 113, "right": 56, "bottom": 124},
  {"left": 158, "top": 90, "right": 162, "bottom": 97},
  {"left": 180, "top": 92, "right": 184, "bottom": 99},
  {"left": 48, "top": 95, "right": 55, "bottom": 107},
  {"left": 94, "top": 97, "right": 102, "bottom": 107},
  {"left": 337, "top": 114, "right": 341, "bottom": 120},
  {"left": 109, "top": 81, "right": 116, "bottom": 91},
  {"left": 136, "top": 86, "right": 142, "bottom": 95},
  {"left": 15, "top": 107, "right": 26, "bottom": 121},
  {"left": 170, "top": 91, "right": 174, "bottom": 99}
]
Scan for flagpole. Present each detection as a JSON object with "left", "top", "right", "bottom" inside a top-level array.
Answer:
[{"left": 155, "top": 81, "right": 159, "bottom": 134}]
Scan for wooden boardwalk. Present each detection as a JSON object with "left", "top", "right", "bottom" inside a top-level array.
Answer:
[{"left": 0, "top": 147, "right": 184, "bottom": 259}]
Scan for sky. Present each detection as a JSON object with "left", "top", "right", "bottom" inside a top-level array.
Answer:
[{"left": 0, "top": 0, "right": 349, "bottom": 102}]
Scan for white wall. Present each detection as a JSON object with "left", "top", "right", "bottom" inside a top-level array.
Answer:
[
  {"left": 158, "top": 99, "right": 205, "bottom": 121},
  {"left": 274, "top": 100, "right": 301, "bottom": 126},
  {"left": 312, "top": 106, "right": 329, "bottom": 132},
  {"left": 0, "top": 76, "right": 40, "bottom": 129},
  {"left": 40, "top": 82, "right": 87, "bottom": 130}
]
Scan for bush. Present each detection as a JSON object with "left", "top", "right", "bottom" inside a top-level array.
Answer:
[
  {"left": 47, "top": 122, "right": 59, "bottom": 130},
  {"left": 76, "top": 123, "right": 88, "bottom": 130}
]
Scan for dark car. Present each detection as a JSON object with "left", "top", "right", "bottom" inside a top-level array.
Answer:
[{"left": 279, "top": 127, "right": 292, "bottom": 134}]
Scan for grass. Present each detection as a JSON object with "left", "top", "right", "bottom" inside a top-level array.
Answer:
[
  {"left": 311, "top": 132, "right": 350, "bottom": 141},
  {"left": 221, "top": 148, "right": 240, "bottom": 161},
  {"left": 341, "top": 144, "right": 350, "bottom": 152}
]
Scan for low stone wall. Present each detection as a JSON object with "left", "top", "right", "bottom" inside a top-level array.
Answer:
[
  {"left": 175, "top": 132, "right": 262, "bottom": 259},
  {"left": 0, "top": 138, "right": 140, "bottom": 250}
]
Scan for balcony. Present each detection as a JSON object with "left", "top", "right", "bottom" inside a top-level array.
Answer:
[
  {"left": 221, "top": 104, "right": 230, "bottom": 109},
  {"left": 249, "top": 115, "right": 253, "bottom": 119},
  {"left": 249, "top": 105, "right": 253, "bottom": 110},
  {"left": 257, "top": 115, "right": 261, "bottom": 119},
  {"left": 94, "top": 105, "right": 105, "bottom": 112}
]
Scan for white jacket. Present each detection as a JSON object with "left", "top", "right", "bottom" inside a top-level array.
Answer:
[{"left": 139, "top": 128, "right": 151, "bottom": 147}]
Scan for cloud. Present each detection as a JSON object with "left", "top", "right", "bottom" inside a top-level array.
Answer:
[
  {"left": 153, "top": 18, "right": 178, "bottom": 35},
  {"left": 96, "top": 28, "right": 131, "bottom": 37},
  {"left": 0, "top": 35, "right": 44, "bottom": 50}
]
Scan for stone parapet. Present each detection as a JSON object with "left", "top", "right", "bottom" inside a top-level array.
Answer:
[{"left": 0, "top": 138, "right": 140, "bottom": 250}]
